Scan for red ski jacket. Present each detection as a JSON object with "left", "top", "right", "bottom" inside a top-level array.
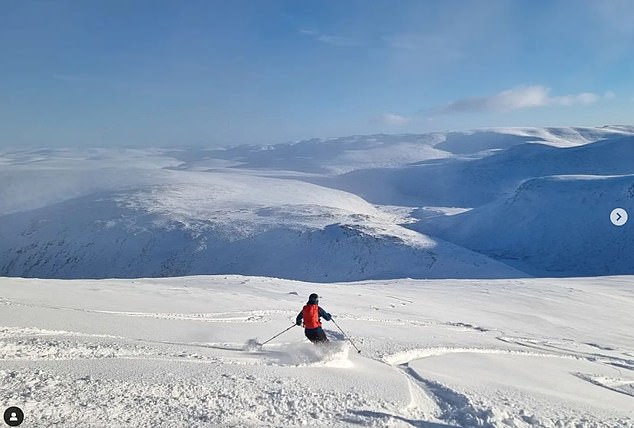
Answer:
[{"left": 296, "top": 304, "right": 332, "bottom": 329}]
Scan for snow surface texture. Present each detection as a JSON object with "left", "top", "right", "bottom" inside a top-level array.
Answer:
[
  {"left": 0, "top": 275, "right": 632, "bottom": 427},
  {"left": 1, "top": 126, "right": 634, "bottom": 280}
]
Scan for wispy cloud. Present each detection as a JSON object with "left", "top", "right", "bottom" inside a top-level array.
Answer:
[
  {"left": 299, "top": 29, "right": 361, "bottom": 47},
  {"left": 52, "top": 74, "right": 95, "bottom": 82},
  {"left": 381, "top": 34, "right": 463, "bottom": 60},
  {"left": 373, "top": 113, "right": 411, "bottom": 127},
  {"left": 435, "top": 85, "right": 607, "bottom": 114}
]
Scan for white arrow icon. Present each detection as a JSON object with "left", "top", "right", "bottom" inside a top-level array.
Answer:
[{"left": 610, "top": 208, "right": 628, "bottom": 226}]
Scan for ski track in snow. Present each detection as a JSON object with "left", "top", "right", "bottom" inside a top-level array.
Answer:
[
  {"left": 574, "top": 373, "right": 634, "bottom": 398},
  {"left": 6, "top": 319, "right": 629, "bottom": 424},
  {"left": 3, "top": 324, "right": 634, "bottom": 427},
  {"left": 1, "top": 276, "right": 634, "bottom": 427},
  {"left": 1, "top": 297, "right": 291, "bottom": 323},
  {"left": 400, "top": 365, "right": 497, "bottom": 428},
  {"left": 378, "top": 335, "right": 634, "bottom": 427},
  {"left": 381, "top": 343, "right": 634, "bottom": 428}
]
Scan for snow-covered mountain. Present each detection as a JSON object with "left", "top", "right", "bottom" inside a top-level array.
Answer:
[
  {"left": 1, "top": 126, "right": 633, "bottom": 280},
  {"left": 327, "top": 133, "right": 634, "bottom": 207},
  {"left": 415, "top": 174, "right": 634, "bottom": 276},
  {"left": 0, "top": 172, "right": 520, "bottom": 281},
  {"left": 184, "top": 125, "right": 634, "bottom": 174},
  {"left": 1, "top": 127, "right": 634, "bottom": 426}
]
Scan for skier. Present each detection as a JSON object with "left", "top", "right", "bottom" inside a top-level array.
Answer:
[{"left": 296, "top": 293, "right": 332, "bottom": 343}]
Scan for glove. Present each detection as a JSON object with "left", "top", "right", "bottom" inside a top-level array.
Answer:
[
  {"left": 325, "top": 314, "right": 332, "bottom": 321},
  {"left": 296, "top": 320, "right": 302, "bottom": 326}
]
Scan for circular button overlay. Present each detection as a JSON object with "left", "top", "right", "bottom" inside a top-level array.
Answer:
[
  {"left": 3, "top": 407, "right": 24, "bottom": 427},
  {"left": 610, "top": 208, "right": 628, "bottom": 227}
]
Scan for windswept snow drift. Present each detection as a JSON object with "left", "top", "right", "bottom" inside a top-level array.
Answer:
[{"left": 0, "top": 275, "right": 632, "bottom": 427}]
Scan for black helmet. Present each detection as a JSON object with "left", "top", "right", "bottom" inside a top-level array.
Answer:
[{"left": 308, "top": 293, "right": 319, "bottom": 304}]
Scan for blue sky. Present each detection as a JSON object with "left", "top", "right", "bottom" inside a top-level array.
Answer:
[{"left": 2, "top": 0, "right": 634, "bottom": 148}]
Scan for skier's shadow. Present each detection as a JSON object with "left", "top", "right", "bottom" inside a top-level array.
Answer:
[{"left": 324, "top": 329, "right": 345, "bottom": 341}]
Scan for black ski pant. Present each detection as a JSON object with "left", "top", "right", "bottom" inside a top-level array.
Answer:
[{"left": 305, "top": 327, "right": 329, "bottom": 343}]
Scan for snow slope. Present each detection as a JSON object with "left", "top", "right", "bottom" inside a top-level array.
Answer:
[
  {"left": 414, "top": 174, "right": 634, "bottom": 276},
  {"left": 0, "top": 171, "right": 521, "bottom": 281},
  {"left": 0, "top": 275, "right": 632, "bottom": 427},
  {"left": 0, "top": 148, "right": 180, "bottom": 215}
]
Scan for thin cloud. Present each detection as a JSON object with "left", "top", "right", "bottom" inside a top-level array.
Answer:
[
  {"left": 381, "top": 34, "right": 463, "bottom": 60},
  {"left": 436, "top": 85, "right": 606, "bottom": 114},
  {"left": 374, "top": 113, "right": 411, "bottom": 127},
  {"left": 52, "top": 74, "right": 95, "bottom": 82},
  {"left": 299, "top": 29, "right": 361, "bottom": 47}
]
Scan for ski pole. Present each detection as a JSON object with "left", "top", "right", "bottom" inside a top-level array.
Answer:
[
  {"left": 260, "top": 324, "right": 296, "bottom": 346},
  {"left": 331, "top": 318, "right": 362, "bottom": 354}
]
